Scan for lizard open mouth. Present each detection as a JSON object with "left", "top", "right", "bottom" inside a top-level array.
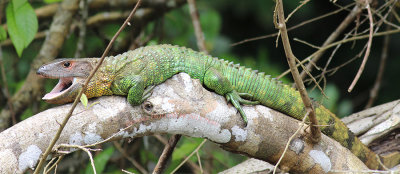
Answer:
[{"left": 42, "top": 77, "right": 76, "bottom": 100}]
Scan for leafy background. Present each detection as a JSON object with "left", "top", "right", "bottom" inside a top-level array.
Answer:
[{"left": 1, "top": 0, "right": 400, "bottom": 173}]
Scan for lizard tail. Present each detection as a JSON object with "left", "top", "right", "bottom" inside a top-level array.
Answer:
[{"left": 221, "top": 60, "right": 382, "bottom": 169}]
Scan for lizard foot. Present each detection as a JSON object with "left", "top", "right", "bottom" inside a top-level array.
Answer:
[{"left": 226, "top": 91, "right": 259, "bottom": 126}]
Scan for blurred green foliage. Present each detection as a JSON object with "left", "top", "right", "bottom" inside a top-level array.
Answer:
[{"left": 6, "top": 0, "right": 38, "bottom": 57}]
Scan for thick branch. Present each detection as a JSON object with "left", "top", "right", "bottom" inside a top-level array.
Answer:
[{"left": 0, "top": 73, "right": 369, "bottom": 173}]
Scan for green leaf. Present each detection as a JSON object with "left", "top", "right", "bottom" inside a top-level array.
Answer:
[
  {"left": 11, "top": 0, "right": 26, "bottom": 12},
  {"left": 80, "top": 93, "right": 88, "bottom": 108},
  {"left": 85, "top": 147, "right": 115, "bottom": 174},
  {"left": 6, "top": 0, "right": 38, "bottom": 57},
  {"left": 0, "top": 27, "right": 7, "bottom": 41}
]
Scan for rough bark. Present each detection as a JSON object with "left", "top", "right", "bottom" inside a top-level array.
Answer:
[{"left": 343, "top": 99, "right": 400, "bottom": 145}]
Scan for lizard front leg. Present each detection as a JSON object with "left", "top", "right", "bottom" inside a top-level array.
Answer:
[
  {"left": 114, "top": 75, "right": 153, "bottom": 106},
  {"left": 203, "top": 68, "right": 259, "bottom": 125}
]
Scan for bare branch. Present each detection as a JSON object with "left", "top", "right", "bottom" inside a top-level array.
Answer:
[
  {"left": 299, "top": 5, "right": 362, "bottom": 80},
  {"left": 153, "top": 134, "right": 182, "bottom": 174},
  {"left": 365, "top": 16, "right": 391, "bottom": 108},
  {"left": 187, "top": 0, "right": 208, "bottom": 54},
  {"left": 113, "top": 142, "right": 149, "bottom": 174},
  {"left": 0, "top": 73, "right": 371, "bottom": 173},
  {"left": 348, "top": 3, "right": 374, "bottom": 92},
  {"left": 231, "top": 3, "right": 356, "bottom": 46}
]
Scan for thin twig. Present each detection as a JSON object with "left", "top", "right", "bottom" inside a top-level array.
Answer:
[
  {"left": 113, "top": 142, "right": 148, "bottom": 174},
  {"left": 196, "top": 151, "right": 203, "bottom": 174},
  {"left": 57, "top": 144, "right": 99, "bottom": 174},
  {"left": 365, "top": 17, "right": 391, "bottom": 108},
  {"left": 304, "top": 1, "right": 393, "bottom": 87},
  {"left": 33, "top": 1, "right": 143, "bottom": 173},
  {"left": 286, "top": 0, "right": 310, "bottom": 22},
  {"left": 295, "top": 58, "right": 327, "bottom": 98},
  {"left": 391, "top": 9, "right": 400, "bottom": 23},
  {"left": 43, "top": 156, "right": 58, "bottom": 173},
  {"left": 171, "top": 139, "right": 207, "bottom": 174},
  {"left": 74, "top": 0, "right": 89, "bottom": 58},
  {"left": 153, "top": 134, "right": 182, "bottom": 174},
  {"left": 122, "top": 169, "right": 135, "bottom": 174},
  {"left": 187, "top": 0, "right": 208, "bottom": 53},
  {"left": 44, "top": 156, "right": 64, "bottom": 174},
  {"left": 299, "top": 5, "right": 362, "bottom": 80},
  {"left": 152, "top": 135, "right": 201, "bottom": 172},
  {"left": 293, "top": 38, "right": 321, "bottom": 49},
  {"left": 310, "top": 27, "right": 355, "bottom": 92},
  {"left": 275, "top": 0, "right": 321, "bottom": 142},
  {"left": 306, "top": 55, "right": 360, "bottom": 83},
  {"left": 277, "top": 28, "right": 400, "bottom": 79},
  {"left": 231, "top": 3, "right": 355, "bottom": 46},
  {"left": 348, "top": 4, "right": 374, "bottom": 92},
  {"left": 273, "top": 3, "right": 281, "bottom": 48}
]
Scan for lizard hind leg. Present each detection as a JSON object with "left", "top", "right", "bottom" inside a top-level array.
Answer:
[{"left": 204, "top": 68, "right": 259, "bottom": 126}]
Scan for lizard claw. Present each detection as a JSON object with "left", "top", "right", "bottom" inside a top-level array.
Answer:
[
  {"left": 144, "top": 85, "right": 155, "bottom": 94},
  {"left": 238, "top": 92, "right": 253, "bottom": 99},
  {"left": 239, "top": 98, "right": 259, "bottom": 105},
  {"left": 142, "top": 85, "right": 155, "bottom": 101}
]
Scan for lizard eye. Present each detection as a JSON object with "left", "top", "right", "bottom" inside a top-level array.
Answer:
[{"left": 63, "top": 61, "right": 71, "bottom": 68}]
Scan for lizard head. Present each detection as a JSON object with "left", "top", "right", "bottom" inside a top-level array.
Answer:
[{"left": 36, "top": 58, "right": 98, "bottom": 104}]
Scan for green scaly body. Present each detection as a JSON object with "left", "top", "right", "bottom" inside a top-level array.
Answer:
[{"left": 37, "top": 44, "right": 381, "bottom": 169}]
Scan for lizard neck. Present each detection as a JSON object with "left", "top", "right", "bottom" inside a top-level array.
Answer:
[{"left": 84, "top": 59, "right": 115, "bottom": 98}]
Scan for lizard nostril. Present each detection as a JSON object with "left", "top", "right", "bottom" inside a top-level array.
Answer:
[{"left": 36, "top": 67, "right": 43, "bottom": 75}]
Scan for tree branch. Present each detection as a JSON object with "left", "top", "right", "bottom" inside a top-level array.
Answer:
[{"left": 0, "top": 73, "right": 370, "bottom": 173}]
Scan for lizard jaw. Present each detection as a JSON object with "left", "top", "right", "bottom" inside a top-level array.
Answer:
[{"left": 42, "top": 77, "right": 81, "bottom": 103}]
